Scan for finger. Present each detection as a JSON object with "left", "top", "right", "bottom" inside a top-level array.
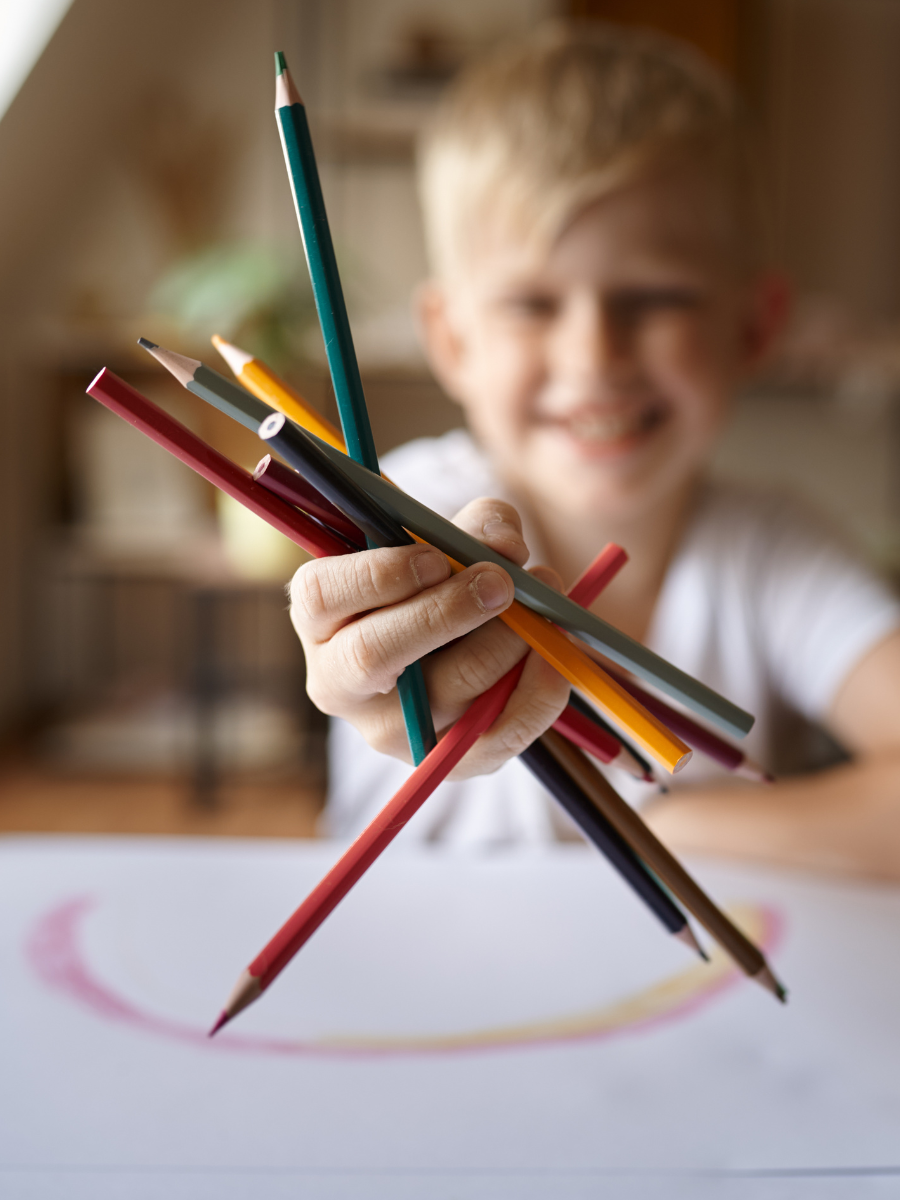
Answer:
[
  {"left": 308, "top": 561, "right": 514, "bottom": 711},
  {"left": 446, "top": 648, "right": 570, "bottom": 779},
  {"left": 289, "top": 544, "right": 450, "bottom": 644},
  {"left": 529, "top": 563, "right": 565, "bottom": 592},
  {"left": 451, "top": 497, "right": 530, "bottom": 566},
  {"left": 422, "top": 561, "right": 568, "bottom": 727}
]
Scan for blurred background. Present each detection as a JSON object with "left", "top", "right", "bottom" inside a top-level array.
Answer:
[{"left": 1, "top": 0, "right": 900, "bottom": 837}]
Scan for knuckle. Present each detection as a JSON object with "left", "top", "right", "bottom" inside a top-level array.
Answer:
[
  {"left": 453, "top": 641, "right": 512, "bottom": 697},
  {"left": 416, "top": 588, "right": 461, "bottom": 648},
  {"left": 341, "top": 624, "right": 396, "bottom": 696},
  {"left": 290, "top": 561, "right": 328, "bottom": 624},
  {"left": 495, "top": 713, "right": 544, "bottom": 759}
]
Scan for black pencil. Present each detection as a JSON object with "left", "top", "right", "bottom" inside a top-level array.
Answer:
[{"left": 523, "top": 737, "right": 704, "bottom": 956}]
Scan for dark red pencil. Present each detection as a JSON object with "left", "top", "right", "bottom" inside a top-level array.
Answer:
[{"left": 86, "top": 369, "right": 353, "bottom": 560}]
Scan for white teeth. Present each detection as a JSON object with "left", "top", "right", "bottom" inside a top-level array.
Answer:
[{"left": 569, "top": 412, "right": 644, "bottom": 442}]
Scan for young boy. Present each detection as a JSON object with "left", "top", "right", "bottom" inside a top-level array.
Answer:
[{"left": 290, "top": 23, "right": 900, "bottom": 874}]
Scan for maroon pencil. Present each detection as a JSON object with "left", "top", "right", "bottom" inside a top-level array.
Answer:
[
  {"left": 86, "top": 369, "right": 353, "bottom": 560},
  {"left": 253, "top": 453, "right": 366, "bottom": 549},
  {"left": 604, "top": 664, "right": 772, "bottom": 783}
]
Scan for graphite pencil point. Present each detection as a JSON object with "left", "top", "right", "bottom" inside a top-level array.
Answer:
[{"left": 137, "top": 337, "right": 158, "bottom": 350}]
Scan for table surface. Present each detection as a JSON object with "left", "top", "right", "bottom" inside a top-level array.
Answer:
[{"left": 2, "top": 835, "right": 900, "bottom": 1199}]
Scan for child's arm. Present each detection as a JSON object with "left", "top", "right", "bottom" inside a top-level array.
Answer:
[
  {"left": 289, "top": 496, "right": 570, "bottom": 775},
  {"left": 646, "top": 630, "right": 900, "bottom": 880}
]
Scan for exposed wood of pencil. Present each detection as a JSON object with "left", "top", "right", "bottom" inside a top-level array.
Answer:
[
  {"left": 212, "top": 334, "right": 345, "bottom": 449},
  {"left": 140, "top": 338, "right": 273, "bottom": 435},
  {"left": 540, "top": 728, "right": 787, "bottom": 1001}
]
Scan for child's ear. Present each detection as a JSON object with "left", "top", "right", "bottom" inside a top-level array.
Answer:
[
  {"left": 742, "top": 270, "right": 792, "bottom": 367},
  {"left": 414, "top": 280, "right": 467, "bottom": 403}
]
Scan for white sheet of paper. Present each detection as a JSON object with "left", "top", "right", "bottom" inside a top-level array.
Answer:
[{"left": 2, "top": 835, "right": 900, "bottom": 1199}]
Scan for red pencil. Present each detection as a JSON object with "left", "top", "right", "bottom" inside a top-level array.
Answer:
[
  {"left": 209, "top": 660, "right": 527, "bottom": 1033},
  {"left": 552, "top": 703, "right": 653, "bottom": 782},
  {"left": 209, "top": 539, "right": 649, "bottom": 1032},
  {"left": 567, "top": 543, "right": 628, "bottom": 608},
  {"left": 86, "top": 370, "right": 353, "bottom": 560},
  {"left": 564, "top": 541, "right": 770, "bottom": 783},
  {"left": 555, "top": 542, "right": 653, "bottom": 780}
]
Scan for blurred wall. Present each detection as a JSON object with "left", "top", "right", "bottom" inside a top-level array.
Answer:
[
  {"left": 3, "top": 0, "right": 900, "bottom": 743},
  {"left": 760, "top": 0, "right": 900, "bottom": 323},
  {"left": 0, "top": 0, "right": 286, "bottom": 738}
]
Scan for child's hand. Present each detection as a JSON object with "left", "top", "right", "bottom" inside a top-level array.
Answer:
[{"left": 289, "top": 498, "right": 570, "bottom": 776}]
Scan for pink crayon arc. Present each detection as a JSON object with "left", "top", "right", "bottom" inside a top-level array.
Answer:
[{"left": 27, "top": 894, "right": 779, "bottom": 1058}]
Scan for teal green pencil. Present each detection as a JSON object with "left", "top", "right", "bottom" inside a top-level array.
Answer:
[
  {"left": 273, "top": 51, "right": 377, "bottom": 473},
  {"left": 274, "top": 51, "right": 436, "bottom": 764}
]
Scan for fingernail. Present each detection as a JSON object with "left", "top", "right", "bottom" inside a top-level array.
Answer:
[
  {"left": 411, "top": 549, "right": 448, "bottom": 588},
  {"left": 471, "top": 570, "right": 511, "bottom": 612},
  {"left": 482, "top": 518, "right": 521, "bottom": 546}
]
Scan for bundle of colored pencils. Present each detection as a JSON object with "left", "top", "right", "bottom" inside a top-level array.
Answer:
[{"left": 84, "top": 51, "right": 786, "bottom": 1035}]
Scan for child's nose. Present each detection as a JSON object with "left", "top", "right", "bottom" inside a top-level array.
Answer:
[{"left": 556, "top": 296, "right": 631, "bottom": 384}]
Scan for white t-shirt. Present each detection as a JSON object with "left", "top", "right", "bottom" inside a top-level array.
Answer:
[{"left": 323, "top": 429, "right": 900, "bottom": 846}]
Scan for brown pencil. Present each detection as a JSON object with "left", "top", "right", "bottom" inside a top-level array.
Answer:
[{"left": 540, "top": 727, "right": 787, "bottom": 1002}]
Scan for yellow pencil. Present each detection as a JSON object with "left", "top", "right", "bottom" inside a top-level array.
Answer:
[
  {"left": 213, "top": 335, "right": 691, "bottom": 773},
  {"left": 212, "top": 335, "right": 342, "bottom": 448}
]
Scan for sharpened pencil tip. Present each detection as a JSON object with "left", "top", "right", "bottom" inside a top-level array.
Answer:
[
  {"left": 137, "top": 337, "right": 158, "bottom": 350},
  {"left": 754, "top": 964, "right": 788, "bottom": 1004},
  {"left": 673, "top": 922, "right": 708, "bottom": 962},
  {"left": 274, "top": 50, "right": 303, "bottom": 106},
  {"left": 209, "top": 1010, "right": 230, "bottom": 1037}
]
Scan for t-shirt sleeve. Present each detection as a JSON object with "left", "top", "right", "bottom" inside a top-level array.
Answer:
[{"left": 752, "top": 498, "right": 900, "bottom": 721}]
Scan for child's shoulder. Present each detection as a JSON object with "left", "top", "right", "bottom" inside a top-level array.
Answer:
[
  {"left": 690, "top": 479, "right": 853, "bottom": 564},
  {"left": 681, "top": 478, "right": 894, "bottom": 621},
  {"left": 381, "top": 428, "right": 501, "bottom": 519}
]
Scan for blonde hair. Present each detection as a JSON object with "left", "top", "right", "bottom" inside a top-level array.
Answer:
[{"left": 419, "top": 21, "right": 758, "bottom": 279}]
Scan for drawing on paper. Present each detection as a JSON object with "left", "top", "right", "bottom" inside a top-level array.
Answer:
[{"left": 25, "top": 895, "right": 780, "bottom": 1057}]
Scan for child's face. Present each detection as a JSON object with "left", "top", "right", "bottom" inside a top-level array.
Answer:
[{"left": 421, "top": 163, "right": 780, "bottom": 524}]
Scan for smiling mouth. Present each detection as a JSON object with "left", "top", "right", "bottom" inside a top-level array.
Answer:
[{"left": 547, "top": 405, "right": 666, "bottom": 448}]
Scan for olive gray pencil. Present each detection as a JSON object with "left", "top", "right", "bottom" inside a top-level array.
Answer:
[{"left": 304, "top": 431, "right": 754, "bottom": 740}]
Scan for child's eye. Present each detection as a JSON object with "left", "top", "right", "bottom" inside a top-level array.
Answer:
[
  {"left": 608, "top": 289, "right": 704, "bottom": 321},
  {"left": 498, "top": 293, "right": 560, "bottom": 319}
]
